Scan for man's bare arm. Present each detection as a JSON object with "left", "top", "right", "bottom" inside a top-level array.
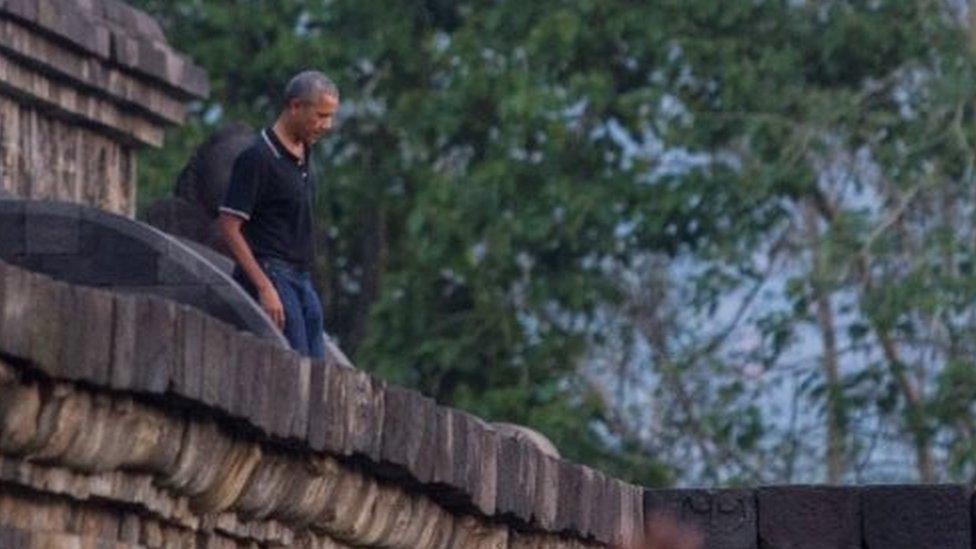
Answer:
[{"left": 217, "top": 213, "right": 285, "bottom": 329}]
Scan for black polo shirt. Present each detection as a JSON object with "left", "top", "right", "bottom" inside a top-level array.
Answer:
[{"left": 220, "top": 128, "right": 316, "bottom": 270}]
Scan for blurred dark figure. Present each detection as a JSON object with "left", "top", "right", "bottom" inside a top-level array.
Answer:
[{"left": 621, "top": 511, "right": 704, "bottom": 549}]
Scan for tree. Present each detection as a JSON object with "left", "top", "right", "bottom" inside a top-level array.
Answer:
[{"left": 131, "top": 0, "right": 976, "bottom": 485}]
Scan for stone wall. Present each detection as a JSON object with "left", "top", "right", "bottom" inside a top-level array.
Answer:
[
  {"left": 0, "top": 258, "right": 645, "bottom": 548},
  {"left": 643, "top": 484, "right": 973, "bottom": 549},
  {"left": 0, "top": 0, "right": 208, "bottom": 215},
  {"left": 0, "top": 198, "right": 285, "bottom": 345}
]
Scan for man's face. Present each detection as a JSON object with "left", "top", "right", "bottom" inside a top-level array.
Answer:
[{"left": 291, "top": 91, "right": 339, "bottom": 144}]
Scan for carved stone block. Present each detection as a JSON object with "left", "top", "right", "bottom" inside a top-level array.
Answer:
[
  {"left": 25, "top": 200, "right": 80, "bottom": 255},
  {"left": 0, "top": 262, "right": 31, "bottom": 359},
  {"left": 27, "top": 271, "right": 67, "bottom": 374},
  {"left": 268, "top": 347, "right": 302, "bottom": 439},
  {"left": 758, "top": 486, "right": 860, "bottom": 549},
  {"left": 0, "top": 200, "right": 26, "bottom": 255},
  {"left": 59, "top": 285, "right": 113, "bottom": 384},
  {"left": 174, "top": 304, "right": 206, "bottom": 401},
  {"left": 340, "top": 368, "right": 384, "bottom": 460},
  {"left": 380, "top": 387, "right": 431, "bottom": 475},
  {"left": 109, "top": 292, "right": 138, "bottom": 390},
  {"left": 533, "top": 454, "right": 560, "bottom": 531},
  {"left": 239, "top": 333, "right": 274, "bottom": 434},
  {"left": 132, "top": 295, "right": 177, "bottom": 394},
  {"left": 644, "top": 489, "right": 757, "bottom": 549},
  {"left": 863, "top": 485, "right": 970, "bottom": 549},
  {"left": 306, "top": 356, "right": 334, "bottom": 452},
  {"left": 431, "top": 407, "right": 457, "bottom": 488}
]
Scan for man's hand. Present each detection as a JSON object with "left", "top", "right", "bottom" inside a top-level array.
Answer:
[
  {"left": 259, "top": 285, "right": 286, "bottom": 329},
  {"left": 218, "top": 212, "right": 286, "bottom": 331}
]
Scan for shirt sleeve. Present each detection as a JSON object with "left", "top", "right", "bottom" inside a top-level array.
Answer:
[{"left": 219, "top": 148, "right": 262, "bottom": 220}]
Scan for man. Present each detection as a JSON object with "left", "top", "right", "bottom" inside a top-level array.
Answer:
[{"left": 218, "top": 70, "right": 339, "bottom": 358}]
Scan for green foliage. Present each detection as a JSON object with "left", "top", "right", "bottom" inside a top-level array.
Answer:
[{"left": 130, "top": 0, "right": 976, "bottom": 485}]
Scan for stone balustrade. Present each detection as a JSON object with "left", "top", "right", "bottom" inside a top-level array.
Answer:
[
  {"left": 0, "top": 258, "right": 645, "bottom": 548},
  {"left": 0, "top": 0, "right": 208, "bottom": 215}
]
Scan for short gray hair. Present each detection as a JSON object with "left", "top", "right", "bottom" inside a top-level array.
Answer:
[{"left": 283, "top": 70, "right": 338, "bottom": 107}]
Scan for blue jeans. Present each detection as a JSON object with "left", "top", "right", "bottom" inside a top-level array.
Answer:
[{"left": 234, "top": 258, "right": 325, "bottom": 358}]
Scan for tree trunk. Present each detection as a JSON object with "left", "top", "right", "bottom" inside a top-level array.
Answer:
[{"left": 804, "top": 202, "right": 845, "bottom": 484}]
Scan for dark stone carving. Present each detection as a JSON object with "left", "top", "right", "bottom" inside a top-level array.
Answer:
[
  {"left": 142, "top": 123, "right": 254, "bottom": 256},
  {"left": 0, "top": 198, "right": 286, "bottom": 347},
  {"left": 645, "top": 489, "right": 757, "bottom": 549},
  {"left": 176, "top": 122, "right": 256, "bottom": 216},
  {"left": 862, "top": 484, "right": 970, "bottom": 549},
  {"left": 0, "top": 0, "right": 209, "bottom": 98},
  {"left": 758, "top": 486, "right": 860, "bottom": 549},
  {"left": 142, "top": 197, "right": 217, "bottom": 250}
]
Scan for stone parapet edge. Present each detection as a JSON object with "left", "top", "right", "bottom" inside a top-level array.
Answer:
[
  {"left": 0, "top": 259, "right": 645, "bottom": 547},
  {"left": 0, "top": 16, "right": 188, "bottom": 125},
  {"left": 0, "top": 49, "right": 165, "bottom": 146},
  {"left": 0, "top": 0, "right": 209, "bottom": 100},
  {"left": 1, "top": 361, "right": 568, "bottom": 548}
]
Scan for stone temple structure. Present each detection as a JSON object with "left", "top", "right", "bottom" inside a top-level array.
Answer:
[{"left": 0, "top": 1, "right": 975, "bottom": 549}]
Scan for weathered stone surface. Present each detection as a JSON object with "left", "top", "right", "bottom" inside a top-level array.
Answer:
[
  {"left": 492, "top": 422, "right": 560, "bottom": 459},
  {"left": 191, "top": 441, "right": 262, "bottom": 515},
  {"left": 174, "top": 121, "right": 255, "bottom": 216},
  {"left": 142, "top": 196, "right": 215, "bottom": 246},
  {"left": 0, "top": 51, "right": 164, "bottom": 147},
  {"left": 306, "top": 357, "right": 333, "bottom": 452},
  {"left": 26, "top": 270, "right": 67, "bottom": 374},
  {"left": 555, "top": 459, "right": 584, "bottom": 533},
  {"left": 6, "top": 200, "right": 283, "bottom": 351},
  {"left": 319, "top": 354, "right": 349, "bottom": 454},
  {"left": 80, "top": 206, "right": 171, "bottom": 254},
  {"left": 496, "top": 432, "right": 531, "bottom": 522},
  {"left": 158, "top": 250, "right": 226, "bottom": 286},
  {"left": 0, "top": 0, "right": 208, "bottom": 99},
  {"left": 109, "top": 292, "right": 137, "bottom": 390},
  {"left": 757, "top": 486, "right": 860, "bottom": 549},
  {"left": 862, "top": 485, "right": 970, "bottom": 549},
  {"left": 380, "top": 386, "right": 437, "bottom": 481},
  {"left": 452, "top": 410, "right": 500, "bottom": 515},
  {"left": 241, "top": 334, "right": 274, "bottom": 434},
  {"left": 472, "top": 417, "right": 500, "bottom": 516},
  {"left": 172, "top": 304, "right": 205, "bottom": 400},
  {"left": 224, "top": 330, "right": 256, "bottom": 421},
  {"left": 432, "top": 406, "right": 459, "bottom": 488},
  {"left": 533, "top": 454, "right": 560, "bottom": 531},
  {"left": 338, "top": 366, "right": 384, "bottom": 459},
  {"left": 291, "top": 357, "right": 311, "bottom": 440},
  {"left": 36, "top": 0, "right": 111, "bottom": 57},
  {"left": 3, "top": 0, "right": 39, "bottom": 22},
  {"left": 201, "top": 314, "right": 235, "bottom": 408},
  {"left": 575, "top": 465, "right": 598, "bottom": 539},
  {"left": 0, "top": 365, "right": 42, "bottom": 455},
  {"left": 0, "top": 357, "right": 628, "bottom": 548},
  {"left": 94, "top": 251, "right": 161, "bottom": 287},
  {"left": 0, "top": 99, "right": 137, "bottom": 214},
  {"left": 25, "top": 199, "right": 80, "bottom": 255},
  {"left": 0, "top": 200, "right": 26, "bottom": 255},
  {"left": 583, "top": 471, "right": 611, "bottom": 543},
  {"left": 131, "top": 294, "right": 177, "bottom": 394},
  {"left": 5, "top": 22, "right": 186, "bottom": 123},
  {"left": 267, "top": 347, "right": 304, "bottom": 439},
  {"left": 59, "top": 284, "right": 114, "bottom": 384},
  {"left": 620, "top": 483, "right": 646, "bottom": 549},
  {"left": 644, "top": 488, "right": 756, "bottom": 549},
  {"left": 0, "top": 261, "right": 33, "bottom": 358}
]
